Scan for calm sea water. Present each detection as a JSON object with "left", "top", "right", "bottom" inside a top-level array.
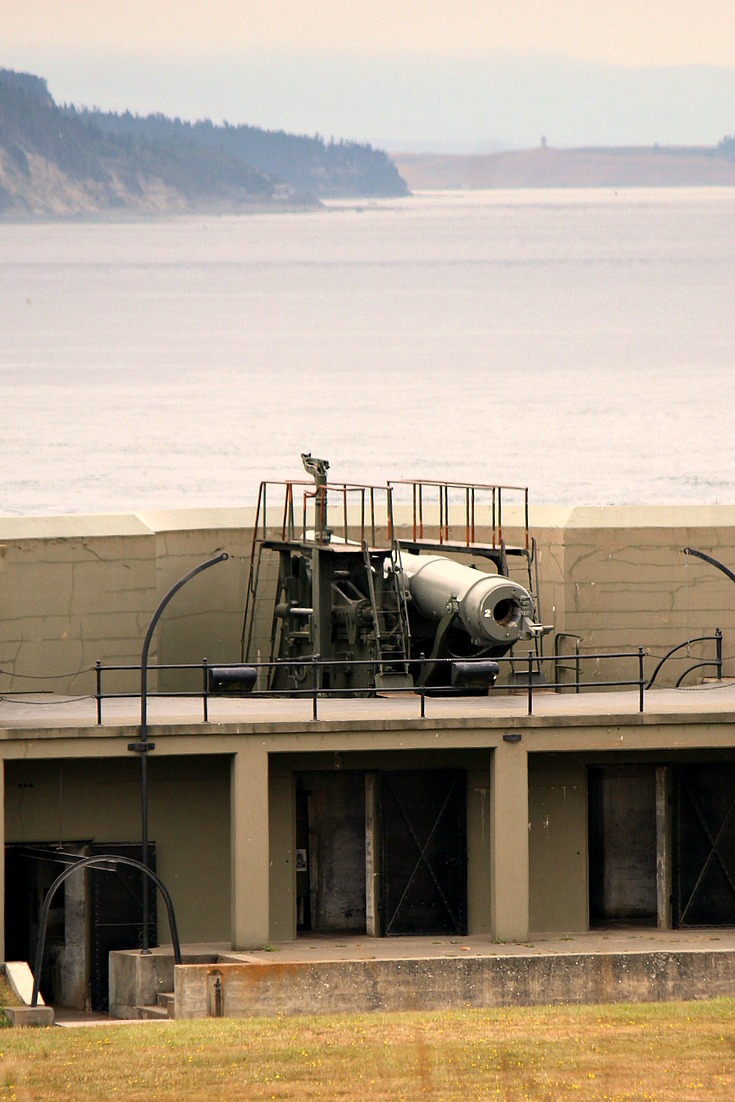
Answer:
[{"left": 1, "top": 188, "right": 733, "bottom": 516}]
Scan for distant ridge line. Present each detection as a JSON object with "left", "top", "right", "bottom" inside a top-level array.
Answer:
[{"left": 391, "top": 143, "right": 735, "bottom": 190}]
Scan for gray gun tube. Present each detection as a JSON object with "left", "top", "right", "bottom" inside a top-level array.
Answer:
[{"left": 400, "top": 553, "right": 543, "bottom": 646}]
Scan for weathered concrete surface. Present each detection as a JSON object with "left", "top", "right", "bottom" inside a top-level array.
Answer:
[
  {"left": 3, "top": 960, "right": 45, "bottom": 1005},
  {"left": 1, "top": 1005, "right": 54, "bottom": 1026},
  {"left": 110, "top": 932, "right": 735, "bottom": 1019},
  {"left": 173, "top": 948, "right": 735, "bottom": 1019},
  {"left": 109, "top": 946, "right": 220, "bottom": 1019},
  {"left": 1, "top": 505, "right": 733, "bottom": 696},
  {"left": 2, "top": 961, "right": 54, "bottom": 1026}
]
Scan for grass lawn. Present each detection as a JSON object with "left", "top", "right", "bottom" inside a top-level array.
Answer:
[{"left": 1, "top": 998, "right": 734, "bottom": 1101}]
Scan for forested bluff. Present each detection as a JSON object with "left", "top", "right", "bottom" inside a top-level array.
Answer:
[{"left": 0, "top": 69, "right": 409, "bottom": 218}]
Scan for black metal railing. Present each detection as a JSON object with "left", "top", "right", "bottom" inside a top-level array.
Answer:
[
  {"left": 645, "top": 629, "right": 723, "bottom": 689},
  {"left": 93, "top": 630, "right": 723, "bottom": 723}
]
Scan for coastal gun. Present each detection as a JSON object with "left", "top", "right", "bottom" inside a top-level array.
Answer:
[{"left": 241, "top": 459, "right": 548, "bottom": 693}]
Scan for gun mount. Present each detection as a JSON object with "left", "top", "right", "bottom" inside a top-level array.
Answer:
[{"left": 241, "top": 460, "right": 548, "bottom": 694}]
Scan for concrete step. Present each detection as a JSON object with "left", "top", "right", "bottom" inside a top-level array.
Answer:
[
  {"left": 157, "top": 992, "right": 174, "bottom": 1014},
  {"left": 136, "top": 1003, "right": 170, "bottom": 1020}
]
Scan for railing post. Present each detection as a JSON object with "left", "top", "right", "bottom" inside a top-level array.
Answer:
[
  {"left": 95, "top": 660, "right": 102, "bottom": 725},
  {"left": 527, "top": 653, "right": 534, "bottom": 716},
  {"left": 312, "top": 655, "right": 319, "bottom": 721},
  {"left": 202, "top": 658, "right": 209, "bottom": 722},
  {"left": 716, "top": 628, "right": 723, "bottom": 680},
  {"left": 638, "top": 647, "right": 645, "bottom": 712}
]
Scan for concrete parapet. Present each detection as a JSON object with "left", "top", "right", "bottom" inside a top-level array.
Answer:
[{"left": 0, "top": 503, "right": 733, "bottom": 692}]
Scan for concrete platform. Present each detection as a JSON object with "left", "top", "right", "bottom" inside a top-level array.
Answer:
[{"left": 106, "top": 929, "right": 735, "bottom": 1021}]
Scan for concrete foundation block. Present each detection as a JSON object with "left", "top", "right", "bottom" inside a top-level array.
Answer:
[{"left": 1, "top": 1005, "right": 54, "bottom": 1027}]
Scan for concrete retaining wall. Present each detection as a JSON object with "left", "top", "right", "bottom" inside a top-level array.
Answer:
[{"left": 173, "top": 951, "right": 735, "bottom": 1019}]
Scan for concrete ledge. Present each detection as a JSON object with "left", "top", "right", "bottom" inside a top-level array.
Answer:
[
  {"left": 1, "top": 1005, "right": 54, "bottom": 1027},
  {"left": 174, "top": 950, "right": 735, "bottom": 1019}
]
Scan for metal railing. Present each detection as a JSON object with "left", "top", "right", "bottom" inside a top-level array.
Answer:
[
  {"left": 93, "top": 631, "right": 723, "bottom": 723},
  {"left": 645, "top": 629, "right": 723, "bottom": 689},
  {"left": 251, "top": 478, "right": 395, "bottom": 548},
  {"left": 554, "top": 632, "right": 583, "bottom": 693},
  {"left": 388, "top": 479, "right": 530, "bottom": 552}
]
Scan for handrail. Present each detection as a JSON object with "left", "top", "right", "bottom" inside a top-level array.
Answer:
[
  {"left": 389, "top": 479, "right": 530, "bottom": 553},
  {"left": 646, "top": 630, "right": 722, "bottom": 689},
  {"left": 93, "top": 632, "right": 723, "bottom": 723},
  {"left": 554, "top": 632, "right": 583, "bottom": 693}
]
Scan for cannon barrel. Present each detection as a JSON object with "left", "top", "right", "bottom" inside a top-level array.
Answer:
[{"left": 400, "top": 553, "right": 544, "bottom": 647}]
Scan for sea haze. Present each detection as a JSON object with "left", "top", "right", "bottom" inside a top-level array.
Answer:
[{"left": 1, "top": 187, "right": 733, "bottom": 516}]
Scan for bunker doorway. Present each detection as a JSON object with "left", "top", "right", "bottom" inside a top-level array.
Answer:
[
  {"left": 673, "top": 763, "right": 735, "bottom": 927},
  {"left": 4, "top": 841, "right": 156, "bottom": 1012},
  {"left": 296, "top": 769, "right": 467, "bottom": 938},
  {"left": 588, "top": 765, "right": 658, "bottom": 928}
]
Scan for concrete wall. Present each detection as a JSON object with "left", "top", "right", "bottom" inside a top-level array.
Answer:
[
  {"left": 0, "top": 509, "right": 252, "bottom": 696},
  {"left": 171, "top": 949, "right": 735, "bottom": 1019},
  {"left": 531, "top": 505, "right": 735, "bottom": 685},
  {"left": 2, "top": 505, "right": 732, "bottom": 697}
]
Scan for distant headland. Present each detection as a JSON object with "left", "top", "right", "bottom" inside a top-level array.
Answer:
[{"left": 0, "top": 68, "right": 409, "bottom": 219}]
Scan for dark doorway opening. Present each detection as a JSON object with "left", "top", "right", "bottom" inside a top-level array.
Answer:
[
  {"left": 296, "top": 768, "right": 468, "bottom": 938},
  {"left": 588, "top": 766, "right": 657, "bottom": 927},
  {"left": 296, "top": 772, "right": 366, "bottom": 934},
  {"left": 4, "top": 841, "right": 157, "bottom": 1011}
]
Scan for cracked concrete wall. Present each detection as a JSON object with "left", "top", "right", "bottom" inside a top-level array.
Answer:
[
  {"left": 1, "top": 505, "right": 733, "bottom": 693},
  {"left": 0, "top": 510, "right": 255, "bottom": 695},
  {"left": 530, "top": 506, "right": 735, "bottom": 688},
  {"left": 0, "top": 515, "right": 157, "bottom": 695},
  {"left": 135, "top": 510, "right": 252, "bottom": 692}
]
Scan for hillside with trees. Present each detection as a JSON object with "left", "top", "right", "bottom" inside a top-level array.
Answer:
[
  {"left": 72, "top": 109, "right": 409, "bottom": 200},
  {"left": 0, "top": 69, "right": 408, "bottom": 219}
]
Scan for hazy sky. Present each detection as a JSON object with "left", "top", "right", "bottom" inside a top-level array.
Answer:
[{"left": 3, "top": 1, "right": 734, "bottom": 148}]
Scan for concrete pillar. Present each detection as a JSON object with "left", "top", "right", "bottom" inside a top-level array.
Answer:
[
  {"left": 656, "top": 765, "right": 673, "bottom": 929},
  {"left": 230, "top": 748, "right": 269, "bottom": 949},
  {"left": 268, "top": 770, "right": 296, "bottom": 942},
  {"left": 490, "top": 740, "right": 529, "bottom": 942},
  {"left": 365, "top": 773, "right": 379, "bottom": 936}
]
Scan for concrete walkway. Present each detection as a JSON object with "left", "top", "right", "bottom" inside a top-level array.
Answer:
[{"left": 226, "top": 927, "right": 735, "bottom": 963}]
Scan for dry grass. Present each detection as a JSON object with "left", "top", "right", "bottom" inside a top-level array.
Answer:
[{"left": 1, "top": 999, "right": 734, "bottom": 1101}]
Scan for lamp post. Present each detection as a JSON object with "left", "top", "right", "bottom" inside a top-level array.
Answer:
[{"left": 129, "top": 551, "right": 229, "bottom": 952}]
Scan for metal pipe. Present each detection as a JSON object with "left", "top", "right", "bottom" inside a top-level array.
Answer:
[
  {"left": 32, "top": 854, "right": 182, "bottom": 1008},
  {"left": 137, "top": 552, "right": 228, "bottom": 952},
  {"left": 683, "top": 546, "right": 735, "bottom": 585}
]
